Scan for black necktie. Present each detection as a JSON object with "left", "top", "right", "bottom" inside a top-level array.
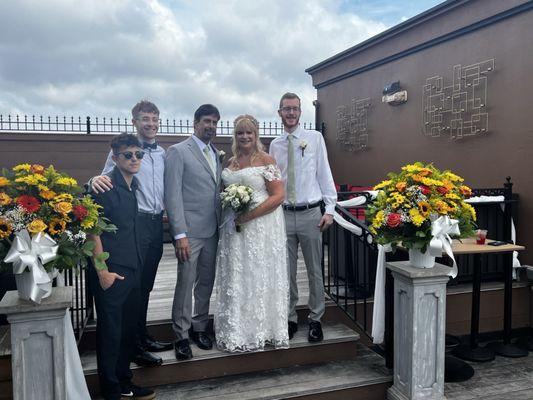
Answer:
[{"left": 143, "top": 142, "right": 157, "bottom": 150}]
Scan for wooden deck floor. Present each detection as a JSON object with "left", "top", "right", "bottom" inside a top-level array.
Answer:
[
  {"left": 146, "top": 244, "right": 311, "bottom": 323},
  {"left": 445, "top": 350, "right": 533, "bottom": 399}
]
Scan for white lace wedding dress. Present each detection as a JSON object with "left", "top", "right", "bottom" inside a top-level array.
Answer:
[{"left": 214, "top": 164, "right": 289, "bottom": 352}]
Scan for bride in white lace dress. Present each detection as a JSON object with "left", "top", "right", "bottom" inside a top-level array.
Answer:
[{"left": 214, "top": 114, "right": 289, "bottom": 352}]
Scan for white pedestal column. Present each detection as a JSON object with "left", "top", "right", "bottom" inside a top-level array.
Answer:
[
  {"left": 386, "top": 261, "right": 449, "bottom": 400},
  {"left": 0, "top": 287, "right": 73, "bottom": 400}
]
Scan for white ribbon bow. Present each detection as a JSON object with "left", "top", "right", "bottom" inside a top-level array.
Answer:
[
  {"left": 4, "top": 229, "right": 58, "bottom": 303},
  {"left": 428, "top": 215, "right": 460, "bottom": 278}
]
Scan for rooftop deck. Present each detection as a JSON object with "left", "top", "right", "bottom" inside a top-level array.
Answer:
[{"left": 133, "top": 245, "right": 533, "bottom": 399}]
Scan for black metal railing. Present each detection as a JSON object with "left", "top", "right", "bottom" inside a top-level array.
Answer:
[
  {"left": 448, "top": 177, "right": 516, "bottom": 283},
  {"left": 325, "top": 178, "right": 517, "bottom": 368},
  {"left": 0, "top": 114, "right": 320, "bottom": 137},
  {"left": 64, "top": 268, "right": 94, "bottom": 343},
  {"left": 323, "top": 191, "right": 378, "bottom": 338}
]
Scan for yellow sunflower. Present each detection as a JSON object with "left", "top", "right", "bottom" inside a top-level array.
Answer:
[
  {"left": 418, "top": 201, "right": 431, "bottom": 217},
  {"left": 0, "top": 218, "right": 13, "bottom": 239},
  {"left": 48, "top": 218, "right": 67, "bottom": 235}
]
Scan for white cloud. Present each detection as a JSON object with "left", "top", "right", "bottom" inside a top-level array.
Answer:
[{"left": 0, "top": 0, "right": 389, "bottom": 124}]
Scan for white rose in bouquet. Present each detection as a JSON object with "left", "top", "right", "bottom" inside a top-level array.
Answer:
[{"left": 220, "top": 183, "right": 254, "bottom": 232}]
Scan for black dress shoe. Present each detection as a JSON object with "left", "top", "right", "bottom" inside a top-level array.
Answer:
[
  {"left": 288, "top": 321, "right": 298, "bottom": 340},
  {"left": 191, "top": 331, "right": 213, "bottom": 350},
  {"left": 141, "top": 335, "right": 173, "bottom": 352},
  {"left": 133, "top": 350, "right": 163, "bottom": 367},
  {"left": 308, "top": 321, "right": 323, "bottom": 343},
  {"left": 174, "top": 339, "right": 193, "bottom": 360}
]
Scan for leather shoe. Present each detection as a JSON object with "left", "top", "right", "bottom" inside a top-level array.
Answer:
[
  {"left": 288, "top": 321, "right": 298, "bottom": 340},
  {"left": 133, "top": 350, "right": 162, "bottom": 367},
  {"left": 141, "top": 335, "right": 173, "bottom": 352},
  {"left": 308, "top": 321, "right": 323, "bottom": 343},
  {"left": 174, "top": 339, "right": 193, "bottom": 360},
  {"left": 191, "top": 331, "right": 213, "bottom": 350}
]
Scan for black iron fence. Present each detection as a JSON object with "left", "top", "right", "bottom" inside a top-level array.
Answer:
[
  {"left": 0, "top": 114, "right": 320, "bottom": 136},
  {"left": 64, "top": 268, "right": 94, "bottom": 343},
  {"left": 324, "top": 178, "right": 516, "bottom": 368}
]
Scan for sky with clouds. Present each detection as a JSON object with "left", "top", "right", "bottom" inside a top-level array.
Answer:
[{"left": 0, "top": 0, "right": 442, "bottom": 124}]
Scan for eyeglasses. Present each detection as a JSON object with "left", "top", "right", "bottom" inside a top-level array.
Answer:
[
  {"left": 117, "top": 151, "right": 145, "bottom": 160},
  {"left": 280, "top": 106, "right": 301, "bottom": 113}
]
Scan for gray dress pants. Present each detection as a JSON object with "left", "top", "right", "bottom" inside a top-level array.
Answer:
[
  {"left": 284, "top": 207, "right": 325, "bottom": 323},
  {"left": 171, "top": 234, "right": 218, "bottom": 340}
]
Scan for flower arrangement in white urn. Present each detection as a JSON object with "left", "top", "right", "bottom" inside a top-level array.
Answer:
[
  {"left": 0, "top": 163, "right": 115, "bottom": 302},
  {"left": 366, "top": 162, "right": 476, "bottom": 268}
]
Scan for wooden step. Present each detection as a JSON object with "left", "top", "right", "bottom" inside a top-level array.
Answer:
[
  {"left": 92, "top": 344, "right": 391, "bottom": 400},
  {"left": 82, "top": 321, "right": 360, "bottom": 396},
  {"left": 79, "top": 301, "right": 341, "bottom": 351}
]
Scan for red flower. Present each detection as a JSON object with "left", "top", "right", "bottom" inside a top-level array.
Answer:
[
  {"left": 419, "top": 185, "right": 431, "bottom": 195},
  {"left": 387, "top": 213, "right": 402, "bottom": 228},
  {"left": 437, "top": 186, "right": 449, "bottom": 195},
  {"left": 72, "top": 205, "right": 88, "bottom": 221},
  {"left": 16, "top": 195, "right": 41, "bottom": 213}
]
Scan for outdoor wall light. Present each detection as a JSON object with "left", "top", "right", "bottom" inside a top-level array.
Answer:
[{"left": 382, "top": 81, "right": 407, "bottom": 106}]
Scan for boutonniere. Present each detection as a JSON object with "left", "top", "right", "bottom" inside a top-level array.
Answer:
[
  {"left": 299, "top": 140, "right": 308, "bottom": 157},
  {"left": 218, "top": 150, "right": 226, "bottom": 163}
]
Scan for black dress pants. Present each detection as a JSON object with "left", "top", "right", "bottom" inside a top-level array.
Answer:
[
  {"left": 136, "top": 213, "right": 164, "bottom": 345},
  {"left": 91, "top": 263, "right": 140, "bottom": 397}
]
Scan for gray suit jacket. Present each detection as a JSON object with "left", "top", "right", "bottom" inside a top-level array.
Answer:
[{"left": 164, "top": 136, "right": 222, "bottom": 239}]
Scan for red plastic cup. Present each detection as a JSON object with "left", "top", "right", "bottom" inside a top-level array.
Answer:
[{"left": 476, "top": 229, "right": 487, "bottom": 245}]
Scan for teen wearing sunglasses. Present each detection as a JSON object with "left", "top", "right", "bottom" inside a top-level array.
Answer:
[{"left": 88, "top": 133, "right": 156, "bottom": 400}]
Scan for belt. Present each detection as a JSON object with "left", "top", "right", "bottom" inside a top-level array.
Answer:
[
  {"left": 138, "top": 211, "right": 164, "bottom": 220},
  {"left": 283, "top": 202, "right": 321, "bottom": 211}
]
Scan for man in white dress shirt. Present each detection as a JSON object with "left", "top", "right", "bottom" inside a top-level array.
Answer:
[{"left": 269, "top": 92, "right": 337, "bottom": 342}]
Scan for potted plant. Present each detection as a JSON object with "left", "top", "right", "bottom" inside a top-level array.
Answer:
[
  {"left": 366, "top": 162, "right": 476, "bottom": 268},
  {"left": 0, "top": 163, "right": 115, "bottom": 303}
]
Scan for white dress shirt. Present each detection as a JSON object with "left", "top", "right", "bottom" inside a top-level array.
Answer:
[
  {"left": 191, "top": 134, "right": 217, "bottom": 168},
  {"left": 269, "top": 126, "right": 337, "bottom": 215}
]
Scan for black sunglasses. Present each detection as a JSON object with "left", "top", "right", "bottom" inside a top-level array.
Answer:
[{"left": 117, "top": 150, "right": 145, "bottom": 160}]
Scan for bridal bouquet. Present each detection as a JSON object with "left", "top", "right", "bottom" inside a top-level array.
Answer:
[
  {"left": 220, "top": 183, "right": 254, "bottom": 232},
  {"left": 366, "top": 162, "right": 476, "bottom": 252},
  {"left": 0, "top": 163, "right": 115, "bottom": 274}
]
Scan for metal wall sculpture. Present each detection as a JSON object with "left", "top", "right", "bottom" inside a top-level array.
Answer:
[
  {"left": 422, "top": 59, "right": 494, "bottom": 139},
  {"left": 336, "top": 98, "right": 371, "bottom": 151}
]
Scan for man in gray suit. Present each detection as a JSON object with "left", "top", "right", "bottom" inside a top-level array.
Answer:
[{"left": 164, "top": 104, "right": 222, "bottom": 360}]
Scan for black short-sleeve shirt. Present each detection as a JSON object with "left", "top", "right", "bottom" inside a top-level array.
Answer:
[{"left": 92, "top": 167, "right": 141, "bottom": 270}]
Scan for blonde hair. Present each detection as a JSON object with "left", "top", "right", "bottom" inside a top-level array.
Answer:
[{"left": 230, "top": 115, "right": 266, "bottom": 169}]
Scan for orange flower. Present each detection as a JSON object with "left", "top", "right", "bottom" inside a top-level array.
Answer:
[
  {"left": 419, "top": 168, "right": 433, "bottom": 177},
  {"left": 459, "top": 185, "right": 472, "bottom": 197},
  {"left": 411, "top": 174, "right": 423, "bottom": 182},
  {"left": 53, "top": 201, "right": 72, "bottom": 215},
  {"left": 30, "top": 164, "right": 45, "bottom": 174},
  {"left": 40, "top": 189, "right": 56, "bottom": 200},
  {"left": 0, "top": 177, "right": 9, "bottom": 187},
  {"left": 395, "top": 182, "right": 407, "bottom": 192},
  {"left": 0, "top": 192, "right": 12, "bottom": 206}
]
